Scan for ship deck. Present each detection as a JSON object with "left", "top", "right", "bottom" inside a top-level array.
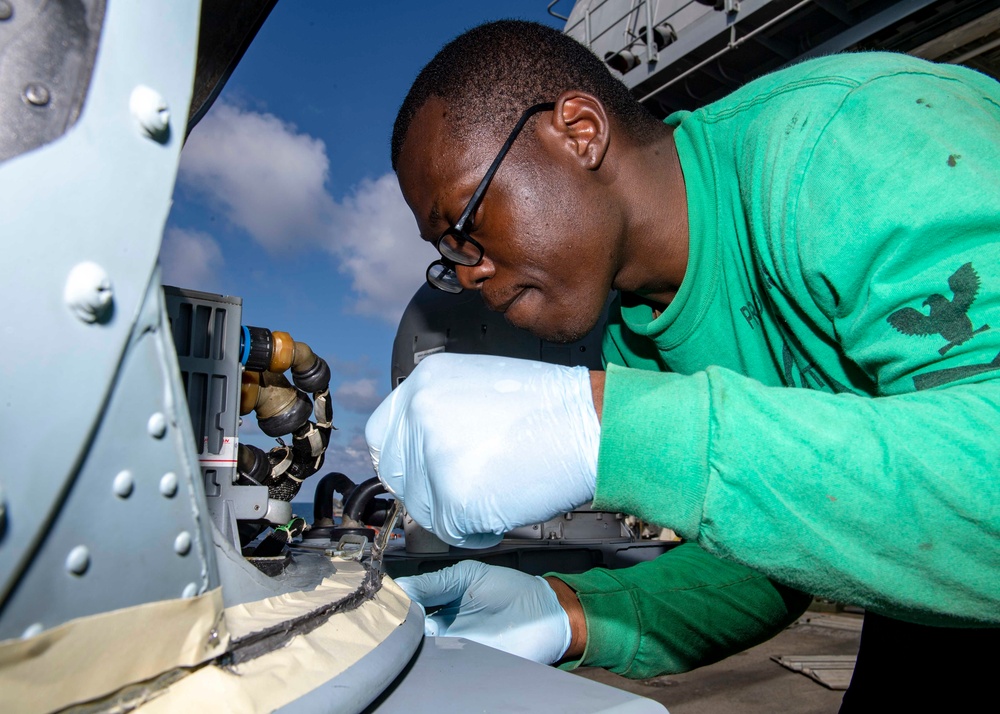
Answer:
[{"left": 574, "top": 610, "right": 863, "bottom": 713}]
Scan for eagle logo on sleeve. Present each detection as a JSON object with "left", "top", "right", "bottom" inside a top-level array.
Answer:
[{"left": 887, "top": 262, "right": 991, "bottom": 355}]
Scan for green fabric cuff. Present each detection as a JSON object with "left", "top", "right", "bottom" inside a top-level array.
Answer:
[
  {"left": 546, "top": 569, "right": 641, "bottom": 673},
  {"left": 595, "top": 364, "right": 711, "bottom": 539}
]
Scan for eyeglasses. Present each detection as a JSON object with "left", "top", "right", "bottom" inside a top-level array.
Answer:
[{"left": 426, "top": 102, "right": 556, "bottom": 293}]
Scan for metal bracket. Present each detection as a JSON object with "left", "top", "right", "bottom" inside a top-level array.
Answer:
[{"left": 332, "top": 534, "right": 368, "bottom": 561}]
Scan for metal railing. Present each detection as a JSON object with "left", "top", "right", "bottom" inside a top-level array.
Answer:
[{"left": 561, "top": 0, "right": 746, "bottom": 73}]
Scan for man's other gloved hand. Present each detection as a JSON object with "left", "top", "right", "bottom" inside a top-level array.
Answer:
[
  {"left": 396, "top": 561, "right": 572, "bottom": 665},
  {"left": 365, "top": 353, "right": 600, "bottom": 548}
]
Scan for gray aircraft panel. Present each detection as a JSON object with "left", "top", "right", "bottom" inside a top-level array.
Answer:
[{"left": 366, "top": 636, "right": 668, "bottom": 714}]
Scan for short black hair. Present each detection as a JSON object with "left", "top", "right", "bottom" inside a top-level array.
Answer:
[{"left": 391, "top": 20, "right": 661, "bottom": 171}]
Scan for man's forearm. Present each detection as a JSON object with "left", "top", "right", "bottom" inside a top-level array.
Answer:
[
  {"left": 545, "top": 576, "right": 587, "bottom": 659},
  {"left": 590, "top": 370, "right": 605, "bottom": 420}
]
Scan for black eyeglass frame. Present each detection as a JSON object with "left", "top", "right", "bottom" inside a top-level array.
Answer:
[{"left": 426, "top": 101, "right": 556, "bottom": 293}]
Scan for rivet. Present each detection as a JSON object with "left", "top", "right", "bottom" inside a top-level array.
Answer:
[
  {"left": 159, "top": 472, "right": 178, "bottom": 497},
  {"left": 21, "top": 623, "right": 43, "bottom": 640},
  {"left": 129, "top": 85, "right": 170, "bottom": 141},
  {"left": 0, "top": 2, "right": 13, "bottom": 21},
  {"left": 66, "top": 545, "right": 90, "bottom": 576},
  {"left": 64, "top": 262, "right": 113, "bottom": 324},
  {"left": 147, "top": 412, "right": 167, "bottom": 438},
  {"left": 207, "top": 628, "right": 220, "bottom": 646},
  {"left": 174, "top": 531, "right": 192, "bottom": 556},
  {"left": 182, "top": 582, "right": 198, "bottom": 599},
  {"left": 112, "top": 470, "right": 134, "bottom": 498},
  {"left": 23, "top": 83, "right": 50, "bottom": 107}
]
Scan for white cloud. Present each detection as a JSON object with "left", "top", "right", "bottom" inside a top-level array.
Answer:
[
  {"left": 178, "top": 102, "right": 433, "bottom": 324},
  {"left": 334, "top": 378, "right": 385, "bottom": 414},
  {"left": 325, "top": 174, "right": 434, "bottom": 324},
  {"left": 179, "top": 103, "right": 334, "bottom": 251},
  {"left": 338, "top": 430, "right": 379, "bottom": 482},
  {"left": 159, "top": 227, "right": 224, "bottom": 291}
]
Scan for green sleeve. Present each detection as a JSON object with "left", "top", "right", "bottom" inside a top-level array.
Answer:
[
  {"left": 549, "top": 544, "right": 810, "bottom": 678},
  {"left": 596, "top": 69, "right": 1000, "bottom": 628}
]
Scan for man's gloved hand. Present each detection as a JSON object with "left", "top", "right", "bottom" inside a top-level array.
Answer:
[
  {"left": 365, "top": 353, "right": 601, "bottom": 548},
  {"left": 396, "top": 561, "right": 572, "bottom": 665}
]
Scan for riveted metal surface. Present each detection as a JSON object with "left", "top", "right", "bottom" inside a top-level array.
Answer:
[
  {"left": 0, "top": 0, "right": 202, "bottom": 619},
  {"left": 0, "top": 0, "right": 107, "bottom": 161},
  {"left": 0, "top": 276, "right": 218, "bottom": 639}
]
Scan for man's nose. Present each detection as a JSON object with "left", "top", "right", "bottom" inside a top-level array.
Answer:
[{"left": 456, "top": 258, "right": 495, "bottom": 290}]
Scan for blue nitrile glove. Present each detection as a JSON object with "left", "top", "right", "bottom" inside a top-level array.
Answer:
[
  {"left": 396, "top": 561, "right": 572, "bottom": 664},
  {"left": 365, "top": 353, "right": 601, "bottom": 548}
]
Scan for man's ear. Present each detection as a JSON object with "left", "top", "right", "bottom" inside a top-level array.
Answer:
[{"left": 551, "top": 91, "right": 610, "bottom": 170}]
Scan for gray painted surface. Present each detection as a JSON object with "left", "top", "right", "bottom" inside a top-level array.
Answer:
[
  {"left": 0, "top": 276, "right": 218, "bottom": 639},
  {"left": 163, "top": 287, "right": 275, "bottom": 546},
  {"left": 367, "top": 636, "right": 668, "bottom": 713},
  {"left": 274, "top": 600, "right": 426, "bottom": 714},
  {"left": 0, "top": 0, "right": 204, "bottom": 624}
]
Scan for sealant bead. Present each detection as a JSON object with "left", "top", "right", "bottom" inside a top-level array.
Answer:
[
  {"left": 159, "top": 472, "right": 179, "bottom": 498},
  {"left": 0, "top": 2, "right": 13, "bottom": 21},
  {"left": 147, "top": 412, "right": 167, "bottom": 438},
  {"left": 174, "top": 531, "right": 192, "bottom": 556},
  {"left": 112, "top": 470, "right": 134, "bottom": 498},
  {"left": 182, "top": 582, "right": 198, "bottom": 599},
  {"left": 23, "top": 83, "right": 50, "bottom": 106},
  {"left": 21, "top": 623, "right": 43, "bottom": 640},
  {"left": 66, "top": 545, "right": 90, "bottom": 576}
]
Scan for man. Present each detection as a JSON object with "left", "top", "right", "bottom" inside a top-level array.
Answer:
[{"left": 365, "top": 20, "right": 1000, "bottom": 709}]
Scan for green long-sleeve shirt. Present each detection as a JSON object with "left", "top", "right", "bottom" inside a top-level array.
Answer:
[{"left": 555, "top": 52, "right": 1000, "bottom": 678}]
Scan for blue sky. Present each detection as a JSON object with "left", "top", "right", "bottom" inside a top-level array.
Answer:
[{"left": 161, "top": 2, "right": 566, "bottom": 503}]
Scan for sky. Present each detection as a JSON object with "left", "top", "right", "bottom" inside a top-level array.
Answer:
[{"left": 161, "top": 2, "right": 567, "bottom": 503}]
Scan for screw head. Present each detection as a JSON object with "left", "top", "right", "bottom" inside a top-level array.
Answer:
[
  {"left": 182, "top": 582, "right": 198, "bottom": 599},
  {"left": 207, "top": 628, "right": 220, "bottom": 647},
  {"left": 159, "top": 472, "right": 179, "bottom": 498},
  {"left": 66, "top": 545, "right": 91, "bottom": 576},
  {"left": 129, "top": 85, "right": 170, "bottom": 141},
  {"left": 0, "top": 2, "right": 13, "bottom": 21},
  {"left": 23, "top": 83, "right": 50, "bottom": 107},
  {"left": 112, "top": 470, "right": 134, "bottom": 498},
  {"left": 174, "top": 531, "right": 192, "bottom": 556},
  {"left": 147, "top": 412, "right": 167, "bottom": 438},
  {"left": 64, "top": 262, "right": 113, "bottom": 324}
]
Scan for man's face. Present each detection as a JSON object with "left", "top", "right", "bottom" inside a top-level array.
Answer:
[{"left": 396, "top": 97, "right": 618, "bottom": 343}]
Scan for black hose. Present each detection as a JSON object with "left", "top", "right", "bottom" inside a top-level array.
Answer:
[
  {"left": 292, "top": 356, "right": 331, "bottom": 394},
  {"left": 363, "top": 504, "right": 390, "bottom": 527},
  {"left": 342, "top": 477, "right": 386, "bottom": 525},
  {"left": 312, "top": 472, "right": 358, "bottom": 522},
  {"left": 237, "top": 444, "right": 269, "bottom": 486}
]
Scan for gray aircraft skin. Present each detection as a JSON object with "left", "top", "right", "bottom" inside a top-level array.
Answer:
[{"left": 1, "top": 1, "right": 996, "bottom": 712}]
